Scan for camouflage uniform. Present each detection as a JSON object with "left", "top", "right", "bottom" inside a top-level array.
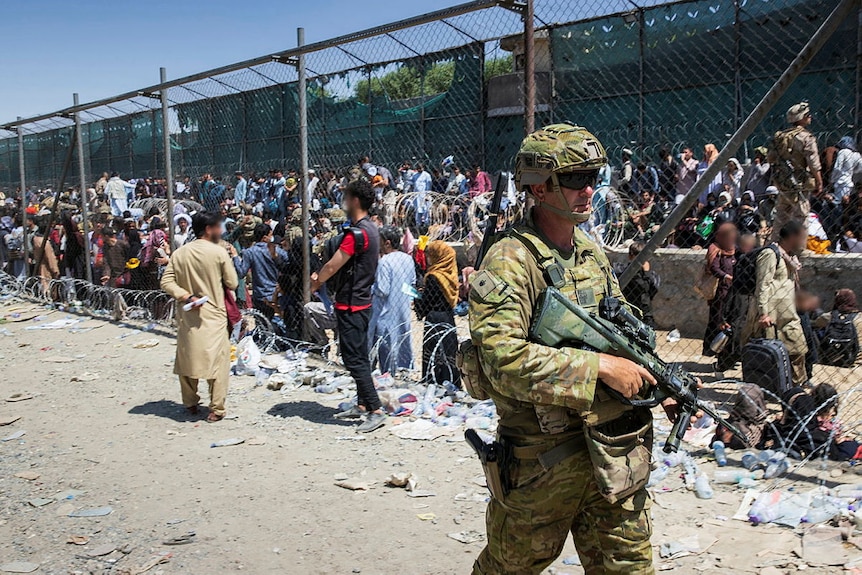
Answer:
[
  {"left": 469, "top": 124, "right": 653, "bottom": 575},
  {"left": 768, "top": 102, "right": 821, "bottom": 241},
  {"left": 285, "top": 210, "right": 304, "bottom": 246}
]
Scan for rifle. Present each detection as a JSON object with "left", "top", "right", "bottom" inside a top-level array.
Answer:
[
  {"left": 473, "top": 173, "right": 508, "bottom": 269},
  {"left": 529, "top": 286, "right": 746, "bottom": 453}
]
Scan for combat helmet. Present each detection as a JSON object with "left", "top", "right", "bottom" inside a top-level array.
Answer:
[
  {"left": 516, "top": 123, "right": 607, "bottom": 189},
  {"left": 515, "top": 123, "right": 607, "bottom": 223}
]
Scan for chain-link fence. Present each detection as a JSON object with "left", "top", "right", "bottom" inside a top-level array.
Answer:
[
  {"left": 1, "top": 0, "right": 859, "bottom": 189},
  {"left": 1, "top": 0, "right": 862, "bottom": 492}
]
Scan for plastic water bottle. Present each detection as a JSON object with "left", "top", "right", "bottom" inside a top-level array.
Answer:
[
  {"left": 647, "top": 464, "right": 670, "bottom": 488},
  {"left": 255, "top": 369, "right": 268, "bottom": 387},
  {"left": 741, "top": 451, "right": 759, "bottom": 470},
  {"left": 749, "top": 492, "right": 784, "bottom": 525},
  {"left": 712, "top": 441, "right": 728, "bottom": 467},
  {"left": 694, "top": 474, "right": 714, "bottom": 499},
  {"left": 682, "top": 456, "right": 699, "bottom": 491},
  {"left": 713, "top": 469, "right": 763, "bottom": 484},
  {"left": 667, "top": 327, "right": 681, "bottom": 343},
  {"left": 421, "top": 384, "right": 437, "bottom": 418},
  {"left": 764, "top": 452, "right": 789, "bottom": 479},
  {"left": 804, "top": 494, "right": 843, "bottom": 524},
  {"left": 314, "top": 382, "right": 339, "bottom": 394},
  {"left": 757, "top": 449, "right": 775, "bottom": 465}
]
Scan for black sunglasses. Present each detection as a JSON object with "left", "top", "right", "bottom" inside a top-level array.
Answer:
[{"left": 557, "top": 170, "right": 599, "bottom": 191}]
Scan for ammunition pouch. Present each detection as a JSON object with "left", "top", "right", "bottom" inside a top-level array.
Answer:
[
  {"left": 583, "top": 408, "right": 653, "bottom": 504},
  {"left": 457, "top": 339, "right": 491, "bottom": 401}
]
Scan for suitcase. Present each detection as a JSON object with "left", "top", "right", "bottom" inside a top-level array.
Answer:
[{"left": 742, "top": 335, "right": 793, "bottom": 397}]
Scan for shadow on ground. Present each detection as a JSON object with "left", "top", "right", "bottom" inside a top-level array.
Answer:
[
  {"left": 128, "top": 399, "right": 201, "bottom": 423},
  {"left": 267, "top": 400, "right": 356, "bottom": 427}
]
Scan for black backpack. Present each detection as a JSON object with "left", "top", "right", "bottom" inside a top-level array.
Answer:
[
  {"left": 819, "top": 311, "right": 859, "bottom": 368},
  {"left": 731, "top": 244, "right": 780, "bottom": 296}
]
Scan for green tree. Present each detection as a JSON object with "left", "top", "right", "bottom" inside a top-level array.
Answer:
[
  {"left": 354, "top": 61, "right": 455, "bottom": 104},
  {"left": 484, "top": 54, "right": 513, "bottom": 83}
]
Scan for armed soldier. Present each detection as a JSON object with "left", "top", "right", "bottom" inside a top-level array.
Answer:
[
  {"left": 767, "top": 102, "right": 822, "bottom": 241},
  {"left": 465, "top": 124, "right": 676, "bottom": 574}
]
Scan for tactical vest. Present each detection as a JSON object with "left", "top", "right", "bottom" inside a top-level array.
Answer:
[{"left": 460, "top": 225, "right": 632, "bottom": 436}]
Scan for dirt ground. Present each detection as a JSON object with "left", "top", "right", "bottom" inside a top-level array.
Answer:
[{"left": 1, "top": 303, "right": 860, "bottom": 575}]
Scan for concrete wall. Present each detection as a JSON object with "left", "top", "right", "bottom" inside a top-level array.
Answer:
[{"left": 606, "top": 250, "right": 862, "bottom": 338}]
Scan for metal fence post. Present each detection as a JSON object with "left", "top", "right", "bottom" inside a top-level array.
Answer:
[
  {"left": 17, "top": 117, "right": 28, "bottom": 278},
  {"left": 620, "top": 0, "right": 859, "bottom": 289},
  {"left": 160, "top": 67, "right": 175, "bottom": 249},
  {"left": 74, "top": 94, "right": 93, "bottom": 285},
  {"left": 298, "top": 27, "right": 311, "bottom": 307},
  {"left": 523, "top": 0, "right": 536, "bottom": 135},
  {"left": 856, "top": 5, "right": 862, "bottom": 140}
]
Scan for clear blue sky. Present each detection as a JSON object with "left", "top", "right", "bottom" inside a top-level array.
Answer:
[{"left": 0, "top": 0, "right": 461, "bottom": 123}]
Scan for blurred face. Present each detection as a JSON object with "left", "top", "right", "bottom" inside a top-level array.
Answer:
[
  {"left": 105, "top": 235, "right": 117, "bottom": 246},
  {"left": 178, "top": 219, "right": 188, "bottom": 232},
  {"left": 204, "top": 223, "right": 221, "bottom": 244}
]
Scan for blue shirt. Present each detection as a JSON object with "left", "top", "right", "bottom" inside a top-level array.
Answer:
[
  {"left": 233, "top": 242, "right": 289, "bottom": 300},
  {"left": 235, "top": 178, "right": 248, "bottom": 204}
]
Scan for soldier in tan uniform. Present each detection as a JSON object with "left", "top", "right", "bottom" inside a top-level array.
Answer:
[
  {"left": 767, "top": 102, "right": 822, "bottom": 241},
  {"left": 467, "top": 124, "right": 674, "bottom": 575}
]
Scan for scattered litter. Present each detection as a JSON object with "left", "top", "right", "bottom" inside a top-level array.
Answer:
[
  {"left": 28, "top": 498, "right": 53, "bottom": 508},
  {"left": 246, "top": 436, "right": 268, "bottom": 446},
  {"left": 335, "top": 478, "right": 370, "bottom": 491},
  {"left": 210, "top": 438, "right": 244, "bottom": 448},
  {"left": 563, "top": 556, "right": 582, "bottom": 566},
  {"left": 56, "top": 489, "right": 84, "bottom": 500},
  {"left": 132, "top": 339, "right": 160, "bottom": 349},
  {"left": 85, "top": 543, "right": 117, "bottom": 557},
  {"left": 70, "top": 372, "right": 100, "bottom": 382},
  {"left": 67, "top": 535, "right": 90, "bottom": 545},
  {"left": 390, "top": 419, "right": 455, "bottom": 441},
  {"left": 447, "top": 530, "right": 485, "bottom": 544},
  {"left": 68, "top": 506, "right": 113, "bottom": 517},
  {"left": 25, "top": 318, "right": 80, "bottom": 330},
  {"left": 659, "top": 535, "right": 709, "bottom": 559},
  {"left": 114, "top": 553, "right": 172, "bottom": 575},
  {"left": 6, "top": 394, "right": 33, "bottom": 403},
  {"left": 2, "top": 430, "right": 26, "bottom": 441},
  {"left": 14, "top": 471, "right": 39, "bottom": 481},
  {"left": 42, "top": 356, "right": 76, "bottom": 363},
  {"left": 385, "top": 472, "right": 413, "bottom": 488},
  {"left": 0, "top": 562, "right": 40, "bottom": 574},
  {"left": 0, "top": 415, "right": 21, "bottom": 426},
  {"left": 165, "top": 519, "right": 185, "bottom": 526},
  {"left": 162, "top": 532, "right": 196, "bottom": 546},
  {"left": 417, "top": 513, "right": 437, "bottom": 521},
  {"left": 406, "top": 490, "right": 437, "bottom": 498}
]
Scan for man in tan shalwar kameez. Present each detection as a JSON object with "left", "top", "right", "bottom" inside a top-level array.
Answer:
[{"left": 161, "top": 211, "right": 238, "bottom": 422}]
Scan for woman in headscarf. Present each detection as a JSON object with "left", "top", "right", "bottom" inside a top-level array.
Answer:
[
  {"left": 703, "top": 221, "right": 738, "bottom": 356},
  {"left": 415, "top": 240, "right": 461, "bottom": 388},
  {"left": 60, "top": 212, "right": 86, "bottom": 279},
  {"left": 722, "top": 158, "right": 743, "bottom": 199},
  {"left": 697, "top": 143, "right": 724, "bottom": 206},
  {"left": 141, "top": 217, "right": 170, "bottom": 290}
]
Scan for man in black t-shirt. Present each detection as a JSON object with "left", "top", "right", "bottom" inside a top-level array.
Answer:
[{"left": 311, "top": 179, "right": 386, "bottom": 433}]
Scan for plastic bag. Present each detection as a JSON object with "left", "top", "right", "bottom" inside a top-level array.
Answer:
[{"left": 234, "top": 336, "right": 261, "bottom": 375}]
